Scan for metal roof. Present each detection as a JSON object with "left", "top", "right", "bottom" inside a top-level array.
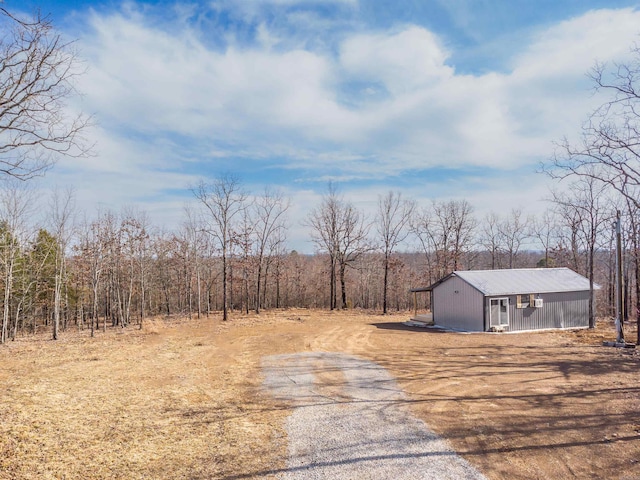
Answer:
[{"left": 449, "top": 268, "right": 597, "bottom": 296}]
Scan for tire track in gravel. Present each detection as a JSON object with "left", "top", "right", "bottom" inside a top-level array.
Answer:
[{"left": 263, "top": 352, "right": 486, "bottom": 480}]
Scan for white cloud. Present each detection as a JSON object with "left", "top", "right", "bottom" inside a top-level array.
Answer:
[
  {"left": 53, "top": 4, "right": 640, "bottom": 244},
  {"left": 81, "top": 10, "right": 364, "bottom": 144},
  {"left": 79, "top": 7, "right": 640, "bottom": 171},
  {"left": 512, "top": 8, "right": 640, "bottom": 80},
  {"left": 340, "top": 27, "right": 454, "bottom": 94}
]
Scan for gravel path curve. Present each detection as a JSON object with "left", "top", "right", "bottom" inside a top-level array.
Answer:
[{"left": 262, "top": 352, "right": 486, "bottom": 480}]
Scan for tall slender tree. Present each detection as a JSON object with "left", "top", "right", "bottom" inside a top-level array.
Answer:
[
  {"left": 307, "top": 185, "right": 370, "bottom": 310},
  {"left": 335, "top": 201, "right": 370, "bottom": 309},
  {"left": 376, "top": 191, "right": 415, "bottom": 314},
  {"left": 531, "top": 209, "right": 559, "bottom": 268},
  {"left": 307, "top": 185, "right": 341, "bottom": 310},
  {"left": 253, "top": 188, "right": 289, "bottom": 314},
  {"left": 498, "top": 208, "right": 530, "bottom": 269},
  {"left": 622, "top": 198, "right": 640, "bottom": 344},
  {"left": 552, "top": 175, "right": 612, "bottom": 328},
  {"left": 0, "top": 181, "right": 33, "bottom": 343},
  {"left": 48, "top": 187, "right": 75, "bottom": 340},
  {"left": 193, "top": 175, "right": 247, "bottom": 321},
  {"left": 480, "top": 212, "right": 502, "bottom": 269}
]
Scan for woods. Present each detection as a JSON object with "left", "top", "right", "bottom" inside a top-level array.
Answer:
[{"left": 0, "top": 176, "right": 637, "bottom": 344}]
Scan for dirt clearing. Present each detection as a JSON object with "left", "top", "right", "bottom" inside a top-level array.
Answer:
[{"left": 1, "top": 310, "right": 639, "bottom": 479}]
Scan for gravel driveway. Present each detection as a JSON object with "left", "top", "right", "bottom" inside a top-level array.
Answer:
[{"left": 263, "top": 352, "right": 486, "bottom": 480}]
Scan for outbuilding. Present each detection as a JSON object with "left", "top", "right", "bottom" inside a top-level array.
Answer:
[{"left": 412, "top": 268, "right": 597, "bottom": 332}]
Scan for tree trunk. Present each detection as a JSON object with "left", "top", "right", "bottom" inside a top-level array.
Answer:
[
  {"left": 255, "top": 263, "right": 263, "bottom": 314},
  {"left": 196, "top": 267, "right": 201, "bottom": 320},
  {"left": 329, "top": 255, "right": 336, "bottom": 310},
  {"left": 382, "top": 253, "right": 389, "bottom": 315},
  {"left": 12, "top": 300, "right": 22, "bottom": 341},
  {"left": 245, "top": 268, "right": 249, "bottom": 315},
  {"left": 186, "top": 262, "right": 192, "bottom": 319},
  {"left": 139, "top": 271, "right": 145, "bottom": 329},
  {"left": 588, "top": 244, "right": 595, "bottom": 329},
  {"left": 91, "top": 278, "right": 99, "bottom": 337},
  {"left": 222, "top": 245, "right": 228, "bottom": 321},
  {"left": 262, "top": 262, "right": 270, "bottom": 309},
  {"left": 53, "top": 271, "right": 62, "bottom": 340},
  {"left": 2, "top": 258, "right": 14, "bottom": 344},
  {"left": 275, "top": 264, "right": 281, "bottom": 309},
  {"left": 340, "top": 263, "right": 347, "bottom": 309},
  {"left": 635, "top": 247, "right": 640, "bottom": 345}
]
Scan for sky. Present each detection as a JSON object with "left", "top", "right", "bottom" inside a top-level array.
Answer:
[{"left": 9, "top": 0, "right": 640, "bottom": 251}]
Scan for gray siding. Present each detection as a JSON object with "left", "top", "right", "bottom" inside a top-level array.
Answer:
[
  {"left": 433, "top": 276, "right": 484, "bottom": 331},
  {"left": 485, "top": 291, "right": 591, "bottom": 332}
]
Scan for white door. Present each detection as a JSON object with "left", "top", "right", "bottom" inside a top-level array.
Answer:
[{"left": 490, "top": 298, "right": 509, "bottom": 327}]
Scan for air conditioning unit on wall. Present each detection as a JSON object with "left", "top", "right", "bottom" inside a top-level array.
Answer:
[{"left": 534, "top": 298, "right": 544, "bottom": 308}]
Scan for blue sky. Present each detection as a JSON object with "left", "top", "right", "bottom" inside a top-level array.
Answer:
[{"left": 10, "top": 0, "right": 640, "bottom": 250}]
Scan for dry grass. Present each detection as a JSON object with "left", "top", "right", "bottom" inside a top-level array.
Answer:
[
  {"left": 0, "top": 315, "right": 290, "bottom": 479},
  {"left": 0, "top": 310, "right": 638, "bottom": 479}
]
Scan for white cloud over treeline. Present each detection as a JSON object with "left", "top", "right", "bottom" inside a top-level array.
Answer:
[{"left": 46, "top": 2, "right": 640, "bottom": 247}]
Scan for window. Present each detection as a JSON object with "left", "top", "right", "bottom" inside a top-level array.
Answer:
[{"left": 516, "top": 294, "right": 530, "bottom": 309}]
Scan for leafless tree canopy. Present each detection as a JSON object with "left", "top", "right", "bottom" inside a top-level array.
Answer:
[
  {"left": 411, "top": 199, "right": 476, "bottom": 282},
  {"left": 0, "top": 181, "right": 637, "bottom": 342},
  {"left": 252, "top": 187, "right": 289, "bottom": 314},
  {"left": 0, "top": 7, "right": 90, "bottom": 179},
  {"left": 193, "top": 175, "right": 247, "bottom": 321},
  {"left": 306, "top": 184, "right": 371, "bottom": 310},
  {"left": 549, "top": 46, "right": 640, "bottom": 209},
  {"left": 544, "top": 41, "right": 640, "bottom": 339},
  {"left": 551, "top": 177, "right": 613, "bottom": 328},
  {"left": 498, "top": 209, "right": 531, "bottom": 270},
  {"left": 376, "top": 191, "right": 414, "bottom": 314}
]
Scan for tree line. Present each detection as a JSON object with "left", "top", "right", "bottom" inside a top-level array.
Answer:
[{"left": 0, "top": 173, "right": 637, "bottom": 344}]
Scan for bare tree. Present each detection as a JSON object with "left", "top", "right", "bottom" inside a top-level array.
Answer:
[
  {"left": 193, "top": 175, "right": 246, "bottom": 321},
  {"left": 134, "top": 212, "right": 151, "bottom": 327},
  {"left": 553, "top": 201, "right": 583, "bottom": 272},
  {"left": 150, "top": 229, "right": 174, "bottom": 317},
  {"left": 307, "top": 185, "right": 370, "bottom": 309},
  {"left": 252, "top": 188, "right": 289, "bottom": 314},
  {"left": 120, "top": 208, "right": 149, "bottom": 327},
  {"left": 335, "top": 201, "right": 370, "bottom": 309},
  {"left": 552, "top": 176, "right": 612, "bottom": 328},
  {"left": 530, "top": 209, "right": 559, "bottom": 268},
  {"left": 269, "top": 228, "right": 289, "bottom": 309},
  {"left": 306, "top": 185, "right": 341, "bottom": 310},
  {"left": 411, "top": 207, "right": 437, "bottom": 285},
  {"left": 480, "top": 212, "right": 502, "bottom": 269},
  {"left": 0, "top": 180, "right": 33, "bottom": 343},
  {"left": 0, "top": 7, "right": 90, "bottom": 179},
  {"left": 412, "top": 200, "right": 476, "bottom": 280},
  {"left": 77, "top": 214, "right": 105, "bottom": 336},
  {"left": 234, "top": 205, "right": 255, "bottom": 314},
  {"left": 548, "top": 45, "right": 640, "bottom": 211},
  {"left": 376, "top": 191, "right": 415, "bottom": 314},
  {"left": 183, "top": 204, "right": 204, "bottom": 319},
  {"left": 13, "top": 225, "right": 49, "bottom": 338},
  {"left": 498, "top": 208, "right": 530, "bottom": 269},
  {"left": 622, "top": 197, "right": 640, "bottom": 344},
  {"left": 48, "top": 187, "right": 75, "bottom": 340}
]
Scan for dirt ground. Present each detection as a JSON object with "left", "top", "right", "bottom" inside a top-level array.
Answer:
[{"left": 0, "top": 309, "right": 639, "bottom": 479}]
